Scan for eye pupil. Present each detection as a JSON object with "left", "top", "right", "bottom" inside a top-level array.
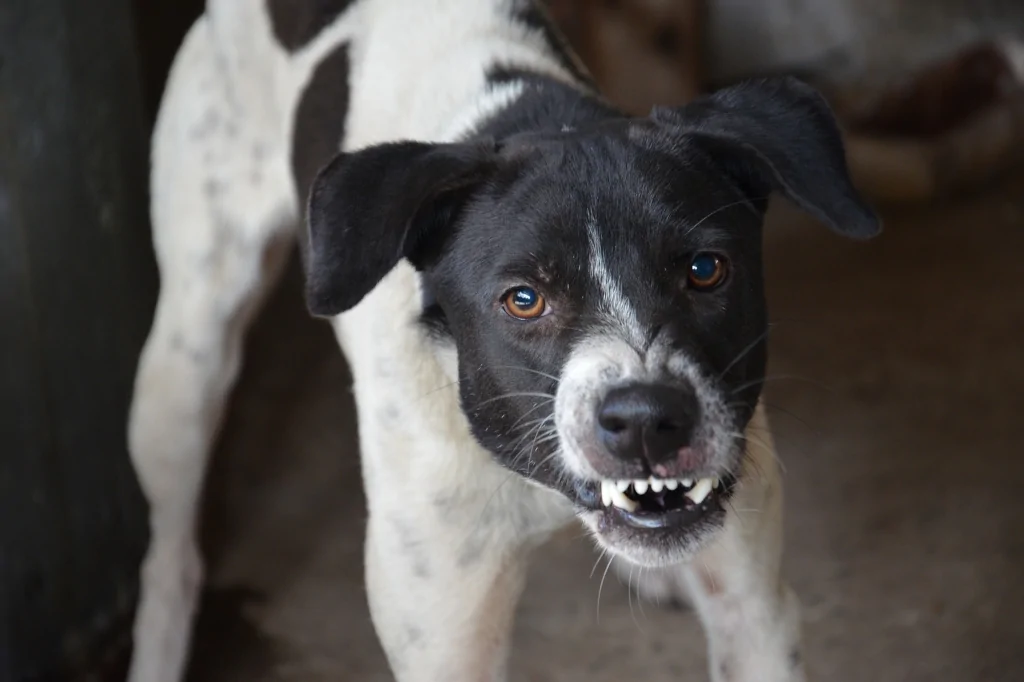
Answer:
[
  {"left": 688, "top": 253, "right": 727, "bottom": 290},
  {"left": 513, "top": 288, "right": 536, "bottom": 308},
  {"left": 692, "top": 256, "right": 716, "bottom": 279},
  {"left": 503, "top": 286, "right": 548, "bottom": 320}
]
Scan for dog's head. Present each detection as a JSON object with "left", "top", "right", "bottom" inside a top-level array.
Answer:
[{"left": 304, "top": 78, "right": 879, "bottom": 566}]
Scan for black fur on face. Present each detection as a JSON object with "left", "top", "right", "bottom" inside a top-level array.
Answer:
[
  {"left": 422, "top": 128, "right": 776, "bottom": 486},
  {"left": 304, "top": 76, "right": 879, "bottom": 516}
]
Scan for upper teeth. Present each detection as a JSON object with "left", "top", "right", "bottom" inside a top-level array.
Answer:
[{"left": 599, "top": 476, "right": 720, "bottom": 511}]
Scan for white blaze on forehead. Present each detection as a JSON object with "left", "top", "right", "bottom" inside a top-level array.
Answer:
[{"left": 585, "top": 209, "right": 645, "bottom": 347}]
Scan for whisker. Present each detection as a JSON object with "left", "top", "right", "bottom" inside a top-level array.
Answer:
[
  {"left": 473, "top": 391, "right": 556, "bottom": 408},
  {"left": 596, "top": 553, "right": 615, "bottom": 623},
  {"left": 717, "top": 327, "right": 772, "bottom": 380},
  {"left": 729, "top": 374, "right": 837, "bottom": 396},
  {"left": 415, "top": 379, "right": 461, "bottom": 400},
  {"left": 681, "top": 196, "right": 771, "bottom": 238},
  {"left": 490, "top": 365, "right": 560, "bottom": 383},
  {"left": 590, "top": 548, "right": 609, "bottom": 579},
  {"left": 636, "top": 566, "right": 649, "bottom": 621},
  {"left": 758, "top": 401, "right": 820, "bottom": 438}
]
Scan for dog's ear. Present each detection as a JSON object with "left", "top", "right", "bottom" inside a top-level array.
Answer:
[
  {"left": 651, "top": 76, "right": 881, "bottom": 239},
  {"left": 303, "top": 140, "right": 497, "bottom": 317}
]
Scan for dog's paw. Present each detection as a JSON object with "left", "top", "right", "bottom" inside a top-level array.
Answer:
[{"left": 612, "top": 555, "right": 692, "bottom": 610}]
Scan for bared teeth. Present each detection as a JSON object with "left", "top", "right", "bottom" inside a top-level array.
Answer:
[
  {"left": 599, "top": 476, "right": 722, "bottom": 511},
  {"left": 684, "top": 478, "right": 715, "bottom": 505},
  {"left": 600, "top": 480, "right": 638, "bottom": 512}
]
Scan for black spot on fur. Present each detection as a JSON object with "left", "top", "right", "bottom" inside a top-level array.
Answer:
[
  {"left": 790, "top": 647, "right": 803, "bottom": 670},
  {"left": 189, "top": 108, "right": 221, "bottom": 140},
  {"left": 291, "top": 43, "right": 350, "bottom": 213},
  {"left": 266, "top": 0, "right": 355, "bottom": 52},
  {"left": 390, "top": 517, "right": 432, "bottom": 579},
  {"left": 203, "top": 178, "right": 225, "bottom": 198},
  {"left": 170, "top": 331, "right": 209, "bottom": 365},
  {"left": 403, "top": 624, "right": 423, "bottom": 647}
]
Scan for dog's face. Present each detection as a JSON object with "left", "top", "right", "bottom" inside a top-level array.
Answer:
[{"left": 304, "top": 78, "right": 879, "bottom": 566}]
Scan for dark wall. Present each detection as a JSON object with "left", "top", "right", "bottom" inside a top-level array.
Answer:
[
  {"left": 132, "top": 0, "right": 205, "bottom": 124},
  {"left": 0, "top": 0, "right": 198, "bottom": 680}
]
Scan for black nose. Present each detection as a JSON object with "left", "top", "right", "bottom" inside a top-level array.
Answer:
[{"left": 597, "top": 383, "right": 700, "bottom": 465}]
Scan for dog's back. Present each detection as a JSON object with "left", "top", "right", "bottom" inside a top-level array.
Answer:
[{"left": 182, "top": 0, "right": 582, "bottom": 192}]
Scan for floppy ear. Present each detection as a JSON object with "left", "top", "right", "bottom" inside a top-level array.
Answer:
[
  {"left": 303, "top": 140, "right": 497, "bottom": 317},
  {"left": 651, "top": 76, "right": 881, "bottom": 239}
]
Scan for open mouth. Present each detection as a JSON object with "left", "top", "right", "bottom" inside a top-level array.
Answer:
[{"left": 575, "top": 474, "right": 737, "bottom": 530}]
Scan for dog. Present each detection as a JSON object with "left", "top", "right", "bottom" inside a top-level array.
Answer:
[{"left": 126, "top": 1, "right": 880, "bottom": 680}]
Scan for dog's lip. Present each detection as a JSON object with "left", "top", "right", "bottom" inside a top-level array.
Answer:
[{"left": 605, "top": 499, "right": 725, "bottom": 529}]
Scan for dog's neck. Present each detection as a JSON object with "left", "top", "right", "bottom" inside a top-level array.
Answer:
[{"left": 466, "top": 68, "right": 621, "bottom": 142}]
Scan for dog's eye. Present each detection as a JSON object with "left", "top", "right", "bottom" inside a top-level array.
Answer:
[
  {"left": 502, "top": 286, "right": 549, "bottom": 320},
  {"left": 688, "top": 253, "right": 728, "bottom": 291}
]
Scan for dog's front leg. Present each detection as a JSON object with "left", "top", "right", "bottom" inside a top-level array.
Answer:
[
  {"left": 683, "top": 412, "right": 806, "bottom": 682},
  {"left": 359, "top": 428, "right": 572, "bottom": 682},
  {"left": 623, "top": 407, "right": 806, "bottom": 682},
  {"left": 683, "top": 472, "right": 806, "bottom": 682}
]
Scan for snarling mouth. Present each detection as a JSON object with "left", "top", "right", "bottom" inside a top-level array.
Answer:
[{"left": 575, "top": 474, "right": 737, "bottom": 530}]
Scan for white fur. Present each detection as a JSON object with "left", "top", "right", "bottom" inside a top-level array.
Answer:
[
  {"left": 127, "top": 1, "right": 802, "bottom": 681},
  {"left": 586, "top": 209, "right": 646, "bottom": 347},
  {"left": 554, "top": 332, "right": 737, "bottom": 496},
  {"left": 618, "top": 406, "right": 807, "bottom": 682}
]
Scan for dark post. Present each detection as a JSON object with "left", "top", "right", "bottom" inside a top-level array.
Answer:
[{"left": 0, "top": 0, "right": 158, "bottom": 678}]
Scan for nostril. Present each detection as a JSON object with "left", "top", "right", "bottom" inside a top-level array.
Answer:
[
  {"left": 655, "top": 419, "right": 683, "bottom": 433},
  {"left": 598, "top": 413, "right": 629, "bottom": 434}
]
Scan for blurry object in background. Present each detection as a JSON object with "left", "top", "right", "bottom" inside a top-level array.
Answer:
[
  {"left": 836, "top": 40, "right": 1024, "bottom": 204},
  {"left": 845, "top": 42, "right": 1023, "bottom": 138},
  {"left": 547, "top": 0, "right": 1024, "bottom": 205},
  {"left": 0, "top": 0, "right": 156, "bottom": 680},
  {"left": 132, "top": 0, "right": 206, "bottom": 123},
  {"left": 547, "top": 0, "right": 703, "bottom": 114}
]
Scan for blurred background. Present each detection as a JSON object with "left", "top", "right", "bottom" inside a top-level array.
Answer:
[{"left": 1, "top": 0, "right": 1022, "bottom": 680}]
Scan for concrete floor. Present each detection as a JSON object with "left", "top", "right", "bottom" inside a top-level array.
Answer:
[{"left": 186, "top": 176, "right": 1024, "bottom": 682}]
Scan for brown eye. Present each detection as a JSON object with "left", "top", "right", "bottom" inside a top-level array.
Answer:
[
  {"left": 687, "top": 253, "right": 728, "bottom": 291},
  {"left": 502, "top": 286, "right": 548, "bottom": 320}
]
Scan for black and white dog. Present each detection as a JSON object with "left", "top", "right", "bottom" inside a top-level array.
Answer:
[{"left": 127, "top": 1, "right": 879, "bottom": 681}]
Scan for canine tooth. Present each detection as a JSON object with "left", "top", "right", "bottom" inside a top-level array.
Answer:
[
  {"left": 609, "top": 485, "right": 638, "bottom": 512},
  {"left": 633, "top": 479, "right": 649, "bottom": 495},
  {"left": 685, "top": 478, "right": 714, "bottom": 505},
  {"left": 664, "top": 479, "right": 679, "bottom": 491},
  {"left": 712, "top": 478, "right": 720, "bottom": 489},
  {"left": 601, "top": 481, "right": 613, "bottom": 506},
  {"left": 649, "top": 478, "right": 664, "bottom": 493},
  {"left": 681, "top": 478, "right": 694, "bottom": 488},
  {"left": 616, "top": 480, "right": 630, "bottom": 493}
]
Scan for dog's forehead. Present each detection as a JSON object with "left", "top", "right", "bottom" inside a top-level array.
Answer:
[
  {"left": 443, "top": 129, "right": 756, "bottom": 307},
  {"left": 501, "top": 139, "right": 737, "bottom": 240}
]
